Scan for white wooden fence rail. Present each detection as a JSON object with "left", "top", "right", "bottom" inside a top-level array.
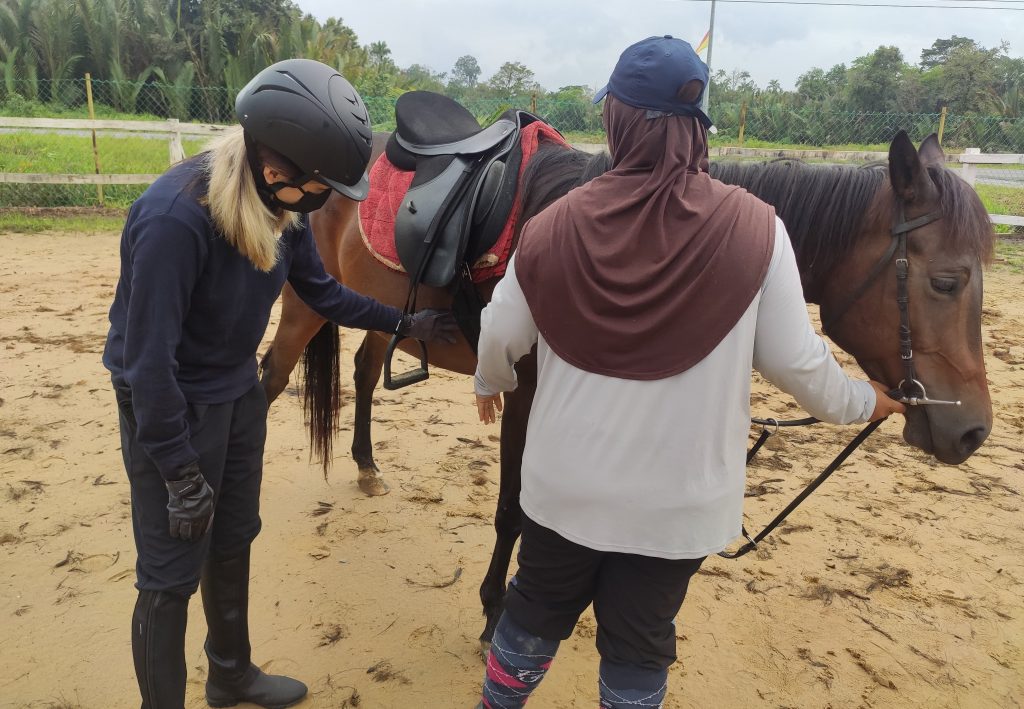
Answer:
[{"left": 957, "top": 148, "right": 1024, "bottom": 226}]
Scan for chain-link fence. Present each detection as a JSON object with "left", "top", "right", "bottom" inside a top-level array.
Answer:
[
  {"left": 1, "top": 78, "right": 235, "bottom": 123},
  {"left": 706, "top": 104, "right": 1024, "bottom": 153},
  {"left": 5, "top": 78, "right": 1023, "bottom": 149},
  {"left": 1, "top": 77, "right": 1021, "bottom": 227}
]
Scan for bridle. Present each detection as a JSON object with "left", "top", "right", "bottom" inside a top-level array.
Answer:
[
  {"left": 821, "top": 203, "right": 960, "bottom": 408},
  {"left": 721, "top": 203, "right": 960, "bottom": 559}
]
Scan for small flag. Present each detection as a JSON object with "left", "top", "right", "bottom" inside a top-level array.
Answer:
[{"left": 696, "top": 30, "right": 710, "bottom": 56}]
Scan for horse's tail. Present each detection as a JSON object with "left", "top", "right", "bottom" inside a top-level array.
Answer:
[{"left": 301, "top": 321, "right": 342, "bottom": 478}]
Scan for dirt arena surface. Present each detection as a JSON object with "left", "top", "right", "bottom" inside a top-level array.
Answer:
[{"left": 1, "top": 230, "right": 1022, "bottom": 708}]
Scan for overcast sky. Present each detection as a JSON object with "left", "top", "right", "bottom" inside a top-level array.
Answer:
[{"left": 296, "top": 0, "right": 1024, "bottom": 91}]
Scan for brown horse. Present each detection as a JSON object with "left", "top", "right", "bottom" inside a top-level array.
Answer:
[{"left": 259, "top": 130, "right": 995, "bottom": 649}]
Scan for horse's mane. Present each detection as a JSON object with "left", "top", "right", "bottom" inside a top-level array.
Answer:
[
  {"left": 710, "top": 160, "right": 888, "bottom": 287},
  {"left": 519, "top": 147, "right": 995, "bottom": 286},
  {"left": 519, "top": 143, "right": 605, "bottom": 223},
  {"left": 924, "top": 164, "right": 997, "bottom": 265},
  {"left": 710, "top": 160, "right": 995, "bottom": 287}
]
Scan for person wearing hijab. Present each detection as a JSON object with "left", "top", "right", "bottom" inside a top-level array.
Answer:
[
  {"left": 103, "top": 59, "right": 456, "bottom": 709},
  {"left": 472, "top": 36, "right": 905, "bottom": 708}
]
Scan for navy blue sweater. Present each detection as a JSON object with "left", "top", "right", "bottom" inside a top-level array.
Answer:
[{"left": 103, "top": 160, "right": 402, "bottom": 478}]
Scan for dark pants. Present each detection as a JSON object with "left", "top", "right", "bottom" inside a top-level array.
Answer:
[
  {"left": 115, "top": 383, "right": 268, "bottom": 597},
  {"left": 504, "top": 515, "right": 705, "bottom": 672}
]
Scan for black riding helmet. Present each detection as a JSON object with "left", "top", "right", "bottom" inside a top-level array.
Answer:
[{"left": 235, "top": 59, "right": 373, "bottom": 201}]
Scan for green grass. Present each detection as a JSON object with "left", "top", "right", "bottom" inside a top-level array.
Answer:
[
  {"left": 1, "top": 131, "right": 206, "bottom": 208},
  {"left": 0, "top": 95, "right": 230, "bottom": 124},
  {"left": 1, "top": 132, "right": 206, "bottom": 174},
  {"left": 560, "top": 130, "right": 605, "bottom": 144},
  {"left": 0, "top": 210, "right": 126, "bottom": 233},
  {"left": 979, "top": 162, "right": 1024, "bottom": 171},
  {"left": 976, "top": 184, "right": 1024, "bottom": 216},
  {"left": 713, "top": 137, "right": 892, "bottom": 152},
  {"left": 563, "top": 132, "right": 898, "bottom": 153},
  {"left": 2, "top": 118, "right": 1021, "bottom": 216},
  {"left": 0, "top": 98, "right": 166, "bottom": 121}
]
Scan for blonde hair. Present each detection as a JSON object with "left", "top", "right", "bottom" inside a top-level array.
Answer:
[{"left": 202, "top": 126, "right": 300, "bottom": 272}]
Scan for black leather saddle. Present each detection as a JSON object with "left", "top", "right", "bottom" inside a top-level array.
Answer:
[{"left": 386, "top": 91, "right": 541, "bottom": 288}]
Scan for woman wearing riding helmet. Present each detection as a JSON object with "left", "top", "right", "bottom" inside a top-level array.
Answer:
[{"left": 103, "top": 59, "right": 456, "bottom": 708}]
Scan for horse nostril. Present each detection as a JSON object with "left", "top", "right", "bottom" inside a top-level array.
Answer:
[{"left": 958, "top": 426, "right": 989, "bottom": 456}]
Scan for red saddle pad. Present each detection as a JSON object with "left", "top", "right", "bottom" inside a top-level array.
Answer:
[{"left": 358, "top": 120, "right": 567, "bottom": 284}]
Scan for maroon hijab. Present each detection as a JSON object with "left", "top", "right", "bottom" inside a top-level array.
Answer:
[{"left": 514, "top": 96, "right": 776, "bottom": 380}]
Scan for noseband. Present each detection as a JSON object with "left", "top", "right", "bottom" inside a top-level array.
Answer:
[{"left": 822, "top": 204, "right": 960, "bottom": 407}]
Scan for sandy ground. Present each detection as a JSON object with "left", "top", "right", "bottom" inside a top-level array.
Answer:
[{"left": 0, "top": 231, "right": 1022, "bottom": 709}]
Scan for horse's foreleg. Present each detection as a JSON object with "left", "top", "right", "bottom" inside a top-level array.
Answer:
[
  {"left": 261, "top": 285, "right": 326, "bottom": 405},
  {"left": 352, "top": 332, "right": 390, "bottom": 496},
  {"left": 478, "top": 352, "right": 537, "bottom": 655}
]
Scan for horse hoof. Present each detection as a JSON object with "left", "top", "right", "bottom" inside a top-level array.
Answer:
[
  {"left": 358, "top": 471, "right": 391, "bottom": 496},
  {"left": 479, "top": 640, "right": 491, "bottom": 660}
]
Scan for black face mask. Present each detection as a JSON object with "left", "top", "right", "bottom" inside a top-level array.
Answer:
[
  {"left": 265, "top": 180, "right": 331, "bottom": 213},
  {"left": 242, "top": 130, "right": 331, "bottom": 214}
]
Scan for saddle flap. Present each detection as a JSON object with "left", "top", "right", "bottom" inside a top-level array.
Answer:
[
  {"left": 466, "top": 138, "right": 524, "bottom": 264},
  {"left": 394, "top": 157, "right": 477, "bottom": 287},
  {"left": 473, "top": 161, "right": 506, "bottom": 228}
]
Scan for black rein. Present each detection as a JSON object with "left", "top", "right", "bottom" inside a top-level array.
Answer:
[{"left": 720, "top": 205, "right": 944, "bottom": 559}]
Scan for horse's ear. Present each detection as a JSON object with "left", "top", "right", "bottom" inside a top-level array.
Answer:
[
  {"left": 889, "top": 130, "right": 929, "bottom": 203},
  {"left": 918, "top": 133, "right": 946, "bottom": 167}
]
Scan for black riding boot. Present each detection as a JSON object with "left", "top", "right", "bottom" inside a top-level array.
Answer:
[
  {"left": 132, "top": 589, "right": 189, "bottom": 709},
  {"left": 201, "top": 548, "right": 307, "bottom": 709}
]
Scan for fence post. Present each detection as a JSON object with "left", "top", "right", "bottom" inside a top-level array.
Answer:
[
  {"left": 738, "top": 101, "right": 748, "bottom": 145},
  {"left": 84, "top": 73, "right": 104, "bottom": 207},
  {"left": 530, "top": 92, "right": 537, "bottom": 114},
  {"left": 168, "top": 119, "right": 185, "bottom": 165},
  {"left": 961, "top": 147, "right": 980, "bottom": 187},
  {"left": 938, "top": 106, "right": 948, "bottom": 146}
]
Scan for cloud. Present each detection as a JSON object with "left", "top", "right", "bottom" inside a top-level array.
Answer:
[{"left": 300, "top": 0, "right": 1024, "bottom": 90}]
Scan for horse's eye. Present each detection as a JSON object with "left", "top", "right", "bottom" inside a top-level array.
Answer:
[{"left": 931, "top": 277, "right": 958, "bottom": 294}]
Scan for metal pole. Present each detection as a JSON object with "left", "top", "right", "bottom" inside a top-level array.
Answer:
[
  {"left": 738, "top": 101, "right": 748, "bottom": 144},
  {"left": 938, "top": 105, "right": 948, "bottom": 146},
  {"left": 702, "top": 0, "right": 717, "bottom": 114}
]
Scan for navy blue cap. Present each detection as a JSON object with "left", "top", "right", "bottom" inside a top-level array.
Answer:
[{"left": 594, "top": 35, "right": 713, "bottom": 129}]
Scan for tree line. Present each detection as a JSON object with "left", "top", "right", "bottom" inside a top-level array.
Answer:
[
  {"left": 0, "top": 0, "right": 568, "bottom": 122},
  {"left": 0, "top": 0, "right": 1021, "bottom": 145},
  {"left": 716, "top": 37, "right": 1022, "bottom": 117},
  {"left": 710, "top": 38, "right": 1023, "bottom": 148}
]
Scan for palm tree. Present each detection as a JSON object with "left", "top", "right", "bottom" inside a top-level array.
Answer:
[
  {"left": 0, "top": 0, "right": 40, "bottom": 98},
  {"left": 0, "top": 39, "right": 19, "bottom": 98},
  {"left": 31, "top": 0, "right": 83, "bottom": 104},
  {"left": 75, "top": 0, "right": 122, "bottom": 77},
  {"left": 153, "top": 59, "right": 194, "bottom": 119}
]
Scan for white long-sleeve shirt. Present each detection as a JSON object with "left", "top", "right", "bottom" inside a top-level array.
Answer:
[{"left": 474, "top": 218, "right": 876, "bottom": 559}]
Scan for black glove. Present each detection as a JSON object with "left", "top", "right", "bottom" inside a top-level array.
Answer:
[
  {"left": 165, "top": 462, "right": 215, "bottom": 542},
  {"left": 398, "top": 309, "right": 459, "bottom": 344}
]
